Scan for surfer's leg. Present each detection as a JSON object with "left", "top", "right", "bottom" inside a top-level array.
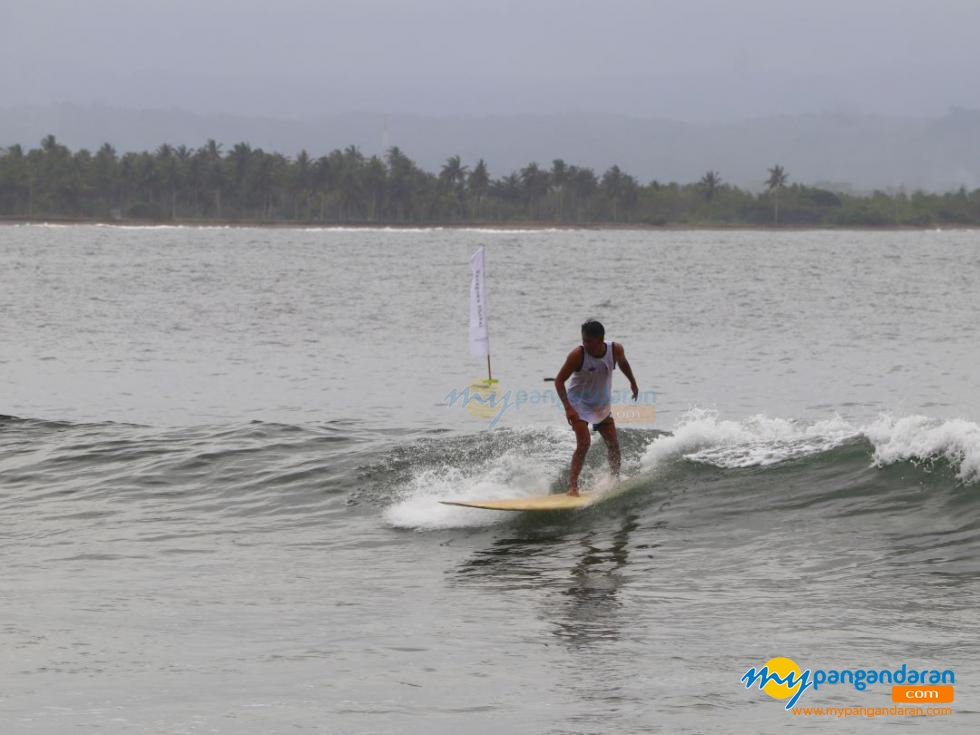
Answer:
[
  {"left": 596, "top": 418, "right": 620, "bottom": 478},
  {"left": 568, "top": 418, "right": 590, "bottom": 495}
]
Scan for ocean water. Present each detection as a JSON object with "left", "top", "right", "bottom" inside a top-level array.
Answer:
[{"left": 1, "top": 224, "right": 979, "bottom": 733}]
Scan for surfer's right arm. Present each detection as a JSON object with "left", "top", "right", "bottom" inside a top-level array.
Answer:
[{"left": 554, "top": 348, "right": 582, "bottom": 424}]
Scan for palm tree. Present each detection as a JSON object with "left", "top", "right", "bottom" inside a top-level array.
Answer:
[
  {"left": 439, "top": 155, "right": 466, "bottom": 190},
  {"left": 0, "top": 144, "right": 36, "bottom": 216},
  {"left": 698, "top": 171, "right": 722, "bottom": 220},
  {"left": 620, "top": 173, "right": 639, "bottom": 222},
  {"left": 439, "top": 155, "right": 468, "bottom": 217},
  {"left": 519, "top": 162, "right": 550, "bottom": 218},
  {"left": 335, "top": 146, "right": 365, "bottom": 222},
  {"left": 292, "top": 149, "right": 313, "bottom": 219},
  {"left": 385, "top": 146, "right": 416, "bottom": 222},
  {"left": 491, "top": 172, "right": 523, "bottom": 219},
  {"left": 466, "top": 159, "right": 489, "bottom": 220},
  {"left": 227, "top": 142, "right": 254, "bottom": 217},
  {"left": 25, "top": 148, "right": 44, "bottom": 217},
  {"left": 40, "top": 134, "right": 62, "bottom": 155},
  {"left": 568, "top": 166, "right": 597, "bottom": 222},
  {"left": 254, "top": 151, "right": 289, "bottom": 220},
  {"left": 174, "top": 145, "right": 192, "bottom": 216},
  {"left": 699, "top": 171, "right": 721, "bottom": 202},
  {"left": 134, "top": 152, "right": 159, "bottom": 216},
  {"left": 93, "top": 143, "right": 118, "bottom": 216},
  {"left": 363, "top": 155, "right": 387, "bottom": 221},
  {"left": 550, "top": 159, "right": 569, "bottom": 220},
  {"left": 37, "top": 135, "right": 71, "bottom": 213},
  {"left": 186, "top": 149, "right": 206, "bottom": 217},
  {"left": 118, "top": 152, "right": 137, "bottom": 216},
  {"left": 601, "top": 165, "right": 625, "bottom": 221},
  {"left": 766, "top": 164, "right": 788, "bottom": 225},
  {"left": 155, "top": 143, "right": 178, "bottom": 219},
  {"left": 313, "top": 154, "right": 334, "bottom": 221},
  {"left": 200, "top": 139, "right": 224, "bottom": 218}
]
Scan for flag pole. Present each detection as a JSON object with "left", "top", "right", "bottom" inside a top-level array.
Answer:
[
  {"left": 485, "top": 247, "right": 495, "bottom": 384},
  {"left": 470, "top": 244, "right": 496, "bottom": 384},
  {"left": 486, "top": 245, "right": 491, "bottom": 384}
]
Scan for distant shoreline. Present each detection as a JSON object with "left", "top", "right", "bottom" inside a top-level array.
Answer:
[
  {"left": 5, "top": 136, "right": 978, "bottom": 228},
  {"left": 2, "top": 216, "right": 976, "bottom": 232}
]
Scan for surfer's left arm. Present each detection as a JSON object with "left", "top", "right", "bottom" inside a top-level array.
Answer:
[{"left": 613, "top": 342, "right": 639, "bottom": 401}]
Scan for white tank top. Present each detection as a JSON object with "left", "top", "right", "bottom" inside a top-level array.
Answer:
[{"left": 566, "top": 340, "right": 615, "bottom": 424}]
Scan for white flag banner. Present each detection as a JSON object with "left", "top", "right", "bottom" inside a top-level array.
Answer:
[{"left": 469, "top": 246, "right": 490, "bottom": 357}]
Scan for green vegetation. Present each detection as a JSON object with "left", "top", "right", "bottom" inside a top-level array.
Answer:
[
  {"left": 766, "top": 164, "right": 789, "bottom": 225},
  {"left": 1, "top": 135, "right": 979, "bottom": 227}
]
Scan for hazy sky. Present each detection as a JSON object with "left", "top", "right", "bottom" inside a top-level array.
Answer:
[{"left": 2, "top": 0, "right": 979, "bottom": 121}]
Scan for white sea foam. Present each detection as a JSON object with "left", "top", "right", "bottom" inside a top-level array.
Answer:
[
  {"left": 15, "top": 222, "right": 232, "bottom": 230},
  {"left": 14, "top": 222, "right": 565, "bottom": 234},
  {"left": 383, "top": 425, "right": 574, "bottom": 530},
  {"left": 640, "top": 408, "right": 860, "bottom": 470},
  {"left": 92, "top": 223, "right": 235, "bottom": 230},
  {"left": 865, "top": 414, "right": 980, "bottom": 483},
  {"left": 639, "top": 408, "right": 980, "bottom": 483},
  {"left": 300, "top": 226, "right": 562, "bottom": 234}
]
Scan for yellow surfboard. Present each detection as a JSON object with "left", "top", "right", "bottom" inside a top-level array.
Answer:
[
  {"left": 439, "top": 491, "right": 601, "bottom": 512},
  {"left": 440, "top": 474, "right": 647, "bottom": 512}
]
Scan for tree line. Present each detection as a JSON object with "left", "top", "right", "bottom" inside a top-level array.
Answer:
[{"left": 1, "top": 135, "right": 978, "bottom": 227}]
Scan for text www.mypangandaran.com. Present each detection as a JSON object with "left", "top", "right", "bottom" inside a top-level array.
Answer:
[{"left": 792, "top": 706, "right": 953, "bottom": 717}]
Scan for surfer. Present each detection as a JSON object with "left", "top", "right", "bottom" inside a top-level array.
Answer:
[{"left": 554, "top": 320, "right": 639, "bottom": 496}]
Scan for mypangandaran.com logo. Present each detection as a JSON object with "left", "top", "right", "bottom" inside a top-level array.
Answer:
[
  {"left": 444, "top": 380, "right": 656, "bottom": 428},
  {"left": 741, "top": 657, "right": 955, "bottom": 709}
]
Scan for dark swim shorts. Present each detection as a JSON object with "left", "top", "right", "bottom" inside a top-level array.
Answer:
[{"left": 591, "top": 415, "right": 614, "bottom": 432}]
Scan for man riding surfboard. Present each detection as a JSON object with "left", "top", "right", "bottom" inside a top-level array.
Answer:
[{"left": 554, "top": 320, "right": 639, "bottom": 496}]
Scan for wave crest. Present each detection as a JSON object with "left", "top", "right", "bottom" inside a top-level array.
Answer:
[
  {"left": 640, "top": 408, "right": 980, "bottom": 484},
  {"left": 865, "top": 414, "right": 980, "bottom": 483},
  {"left": 640, "top": 408, "right": 860, "bottom": 470}
]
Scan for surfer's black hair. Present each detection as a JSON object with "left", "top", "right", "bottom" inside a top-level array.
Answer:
[{"left": 581, "top": 320, "right": 605, "bottom": 338}]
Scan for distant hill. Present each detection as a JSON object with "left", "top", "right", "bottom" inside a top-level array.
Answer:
[{"left": 2, "top": 103, "right": 978, "bottom": 192}]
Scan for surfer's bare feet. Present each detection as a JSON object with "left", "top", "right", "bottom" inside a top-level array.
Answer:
[{"left": 566, "top": 488, "right": 580, "bottom": 496}]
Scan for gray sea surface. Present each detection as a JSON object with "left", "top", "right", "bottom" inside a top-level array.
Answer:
[{"left": 1, "top": 224, "right": 979, "bottom": 733}]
